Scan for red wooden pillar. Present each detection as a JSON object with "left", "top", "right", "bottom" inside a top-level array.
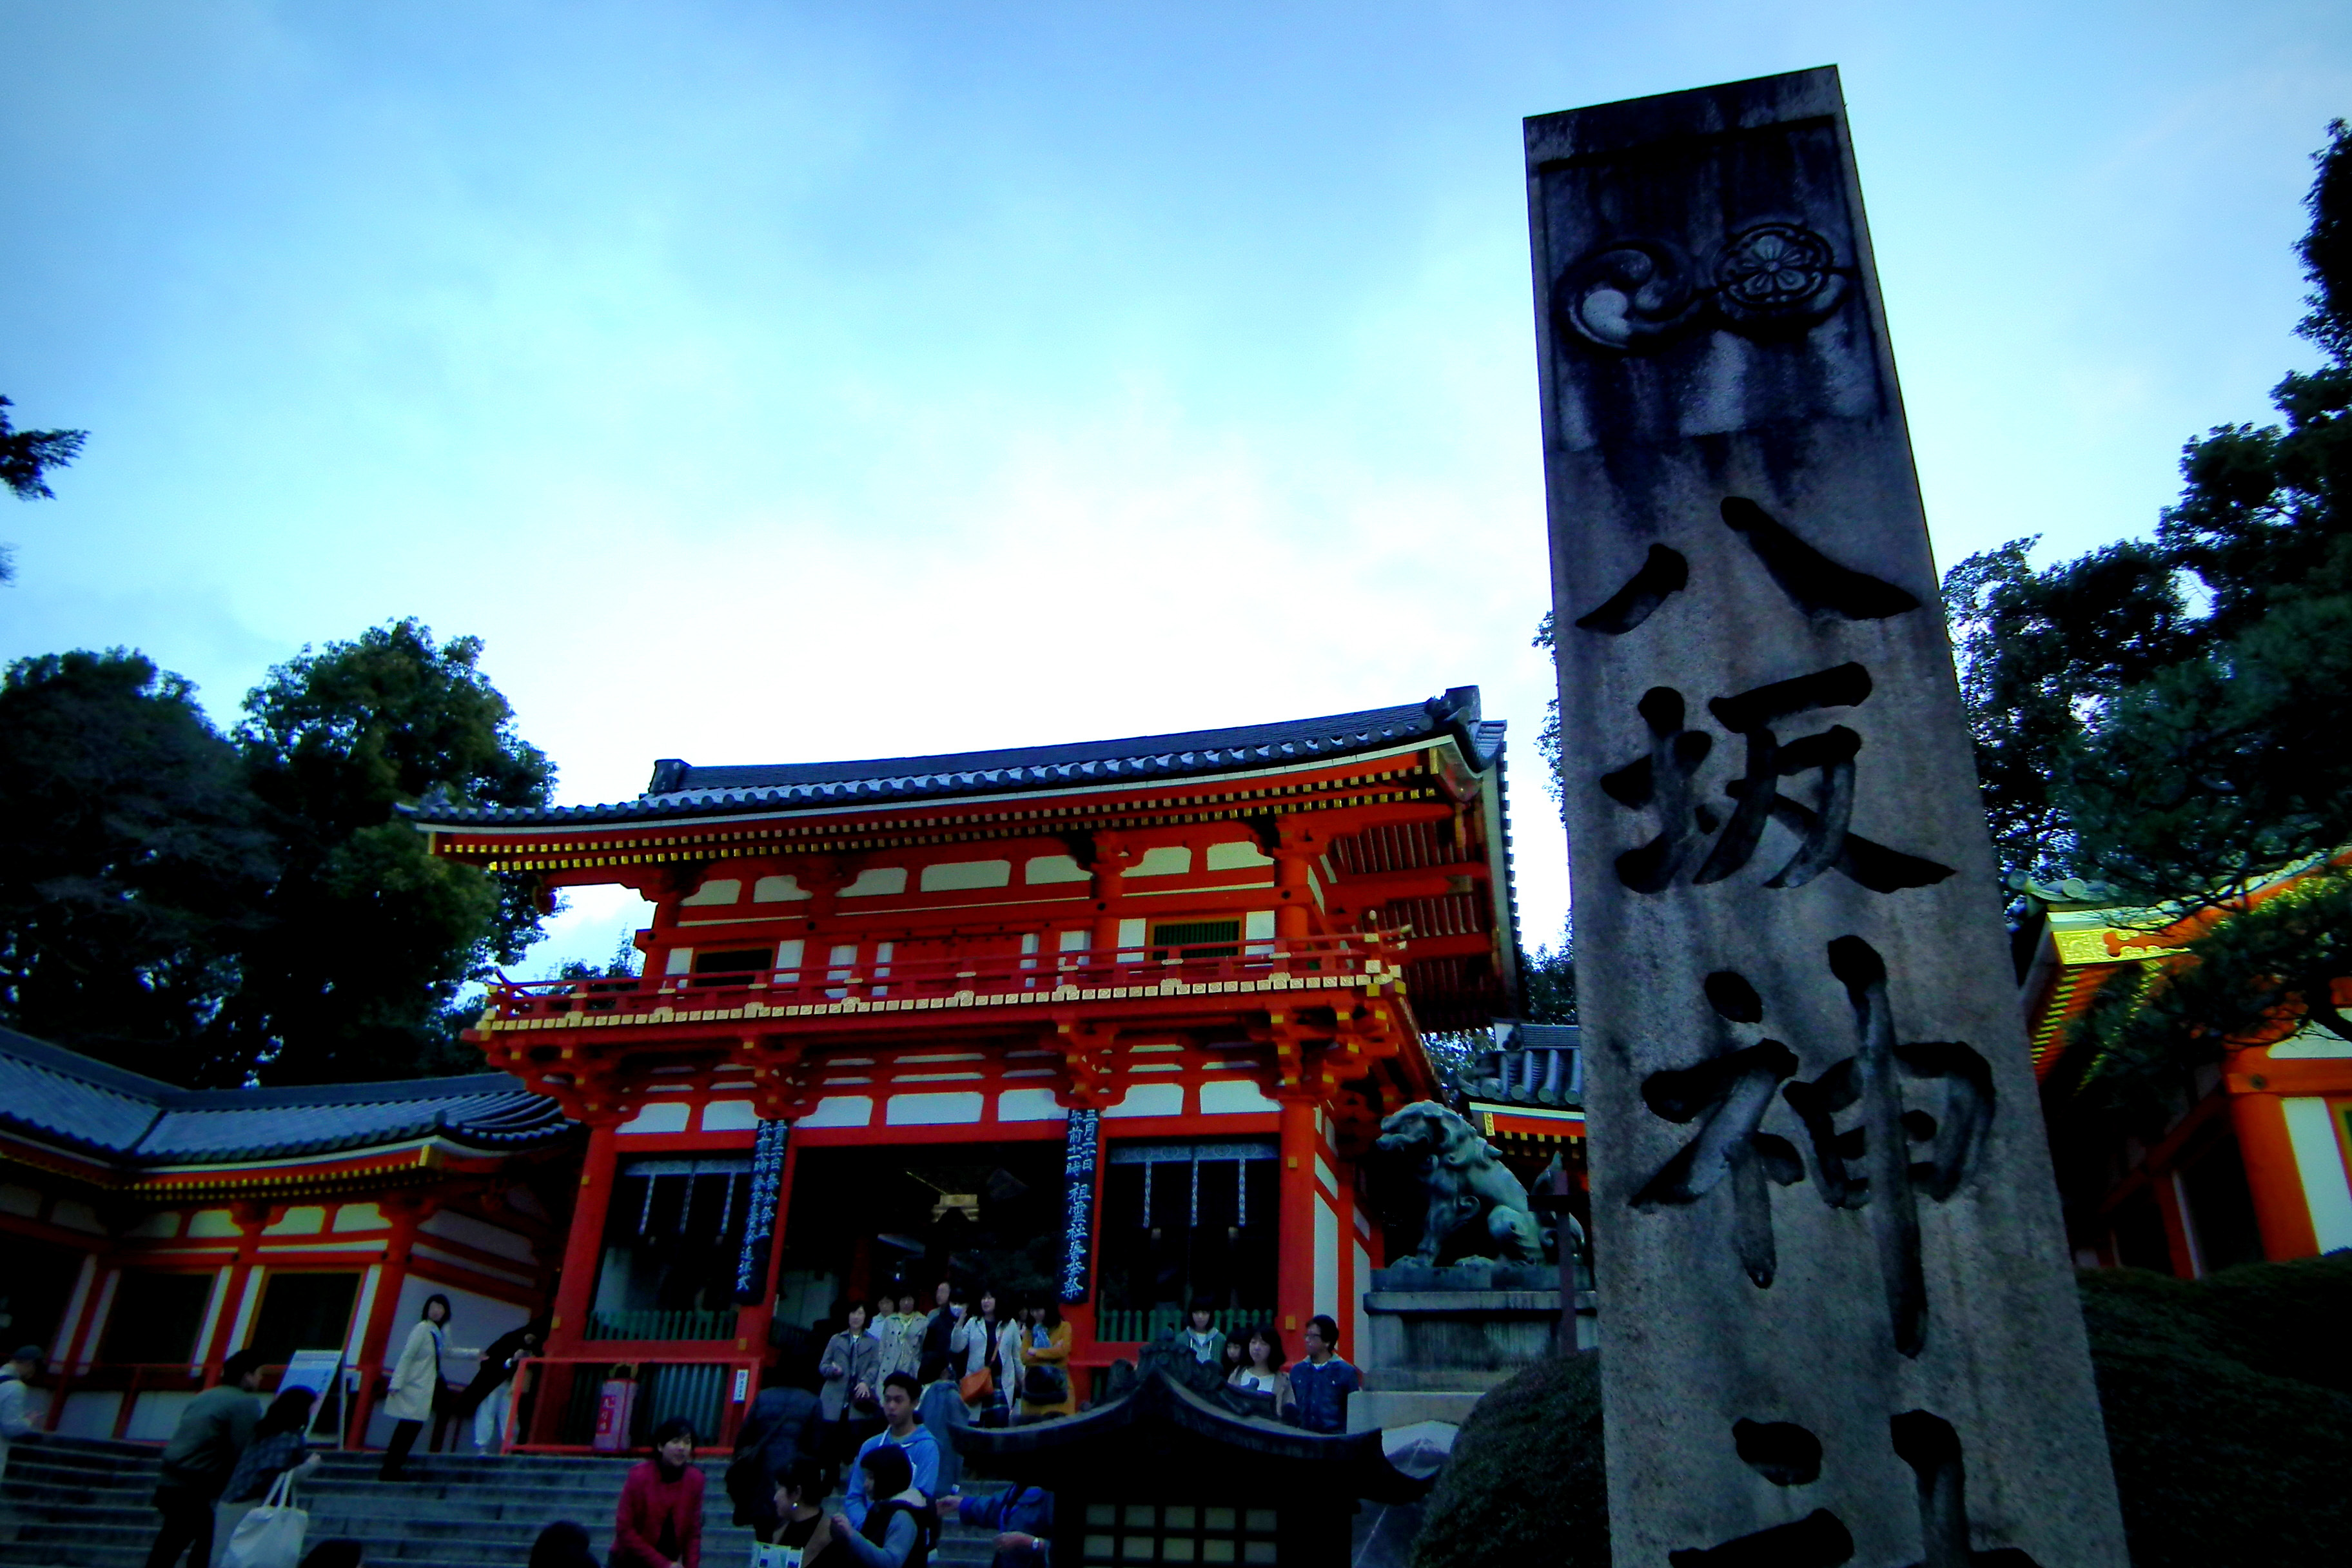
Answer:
[
  {"left": 1275, "top": 1095, "right": 1318, "bottom": 1338},
  {"left": 2152, "top": 1170, "right": 2199, "bottom": 1279},
  {"left": 549, "top": 1122, "right": 623, "bottom": 1353},
  {"left": 348, "top": 1199, "right": 424, "bottom": 1446},
  {"left": 204, "top": 1202, "right": 275, "bottom": 1377},
  {"left": 2228, "top": 1085, "right": 2320, "bottom": 1260}
]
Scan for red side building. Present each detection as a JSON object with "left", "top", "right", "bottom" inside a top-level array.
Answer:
[
  {"left": 2020, "top": 872, "right": 2352, "bottom": 1278},
  {"left": 406, "top": 691, "right": 1524, "bottom": 1436}
]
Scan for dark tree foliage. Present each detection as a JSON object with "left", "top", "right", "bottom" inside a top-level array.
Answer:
[
  {"left": 1522, "top": 928, "right": 1578, "bottom": 1024},
  {"left": 0, "top": 652, "right": 276, "bottom": 1079},
  {"left": 1945, "top": 121, "right": 2352, "bottom": 909},
  {"left": 0, "top": 394, "right": 88, "bottom": 585},
  {"left": 1411, "top": 1349, "right": 1606, "bottom": 1568},
  {"left": 216, "top": 620, "right": 555, "bottom": 1084},
  {"left": 1531, "top": 610, "right": 1563, "bottom": 818},
  {"left": 1943, "top": 124, "right": 2352, "bottom": 1106},
  {"left": 1411, "top": 1257, "right": 2352, "bottom": 1568},
  {"left": 2077, "top": 1258, "right": 2352, "bottom": 1567}
]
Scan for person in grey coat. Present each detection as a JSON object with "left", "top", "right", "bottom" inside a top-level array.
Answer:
[{"left": 818, "top": 1304, "right": 882, "bottom": 1423}]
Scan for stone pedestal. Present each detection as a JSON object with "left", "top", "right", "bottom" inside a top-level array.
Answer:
[{"left": 1349, "top": 1268, "right": 1596, "bottom": 1432}]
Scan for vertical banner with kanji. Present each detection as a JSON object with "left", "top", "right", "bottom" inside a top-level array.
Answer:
[
  {"left": 1058, "top": 1107, "right": 1100, "bottom": 1305},
  {"left": 1525, "top": 68, "right": 2128, "bottom": 1565}
]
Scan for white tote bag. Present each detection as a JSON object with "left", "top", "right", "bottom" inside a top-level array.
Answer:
[{"left": 221, "top": 1471, "right": 308, "bottom": 1568}]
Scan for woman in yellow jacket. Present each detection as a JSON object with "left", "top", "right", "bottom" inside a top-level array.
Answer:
[{"left": 1015, "top": 1300, "right": 1074, "bottom": 1421}]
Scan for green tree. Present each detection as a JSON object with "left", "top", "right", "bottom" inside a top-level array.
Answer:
[
  {"left": 0, "top": 394, "right": 88, "bottom": 584},
  {"left": 215, "top": 619, "right": 556, "bottom": 1084},
  {"left": 1943, "top": 122, "right": 2352, "bottom": 1105},
  {"left": 1946, "top": 121, "right": 2352, "bottom": 910},
  {"left": 1522, "top": 926, "right": 1578, "bottom": 1024},
  {"left": 0, "top": 652, "right": 275, "bottom": 1079}
]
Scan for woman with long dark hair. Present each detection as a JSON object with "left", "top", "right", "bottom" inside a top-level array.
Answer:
[
  {"left": 378, "top": 1295, "right": 477, "bottom": 1480},
  {"left": 1225, "top": 1325, "right": 1293, "bottom": 1423},
  {"left": 216, "top": 1386, "right": 322, "bottom": 1553},
  {"left": 1015, "top": 1300, "right": 1072, "bottom": 1421}
]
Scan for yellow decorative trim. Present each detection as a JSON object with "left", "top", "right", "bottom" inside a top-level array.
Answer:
[{"left": 440, "top": 772, "right": 1440, "bottom": 873}]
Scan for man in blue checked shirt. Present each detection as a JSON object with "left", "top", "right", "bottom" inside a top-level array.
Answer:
[{"left": 1286, "top": 1315, "right": 1360, "bottom": 1435}]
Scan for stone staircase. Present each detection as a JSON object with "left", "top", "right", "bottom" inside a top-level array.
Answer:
[{"left": 0, "top": 1435, "right": 997, "bottom": 1568}]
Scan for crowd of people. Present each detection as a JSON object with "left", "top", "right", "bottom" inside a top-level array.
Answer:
[{"left": 3, "top": 1284, "right": 1364, "bottom": 1568}]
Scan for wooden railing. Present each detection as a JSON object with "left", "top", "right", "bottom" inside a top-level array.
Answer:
[
  {"left": 483, "top": 936, "right": 1396, "bottom": 1024},
  {"left": 1093, "top": 1306, "right": 1273, "bottom": 1345},
  {"left": 585, "top": 1308, "right": 738, "bottom": 1343}
]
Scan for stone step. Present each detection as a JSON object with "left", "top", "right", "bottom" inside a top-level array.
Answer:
[{"left": 0, "top": 1434, "right": 1002, "bottom": 1568}]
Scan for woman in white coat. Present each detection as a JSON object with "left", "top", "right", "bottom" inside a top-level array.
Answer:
[{"left": 378, "top": 1295, "right": 477, "bottom": 1480}]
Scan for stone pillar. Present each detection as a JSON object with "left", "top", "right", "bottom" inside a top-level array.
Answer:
[{"left": 1525, "top": 67, "right": 2127, "bottom": 1564}]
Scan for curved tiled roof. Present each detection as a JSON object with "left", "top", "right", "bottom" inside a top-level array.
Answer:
[
  {"left": 0, "top": 1026, "right": 573, "bottom": 1167},
  {"left": 407, "top": 690, "right": 1500, "bottom": 829}
]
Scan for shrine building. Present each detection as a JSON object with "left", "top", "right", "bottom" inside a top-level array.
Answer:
[
  {"left": 402, "top": 689, "right": 1524, "bottom": 1434},
  {"left": 0, "top": 1026, "right": 574, "bottom": 1444},
  {"left": 2020, "top": 868, "right": 2352, "bottom": 1278}
]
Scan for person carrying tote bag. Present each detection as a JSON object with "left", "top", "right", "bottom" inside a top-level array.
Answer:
[
  {"left": 212, "top": 1387, "right": 320, "bottom": 1566},
  {"left": 219, "top": 1470, "right": 307, "bottom": 1568}
]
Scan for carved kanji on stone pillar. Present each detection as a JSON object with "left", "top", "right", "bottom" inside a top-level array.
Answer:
[{"left": 1527, "top": 67, "right": 2127, "bottom": 1565}]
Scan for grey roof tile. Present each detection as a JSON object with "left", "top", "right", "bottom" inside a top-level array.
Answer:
[
  {"left": 0, "top": 1026, "right": 572, "bottom": 1168},
  {"left": 407, "top": 689, "right": 1500, "bottom": 829}
]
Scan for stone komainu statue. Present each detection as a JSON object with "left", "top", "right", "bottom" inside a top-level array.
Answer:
[{"left": 1374, "top": 1100, "right": 1545, "bottom": 1264}]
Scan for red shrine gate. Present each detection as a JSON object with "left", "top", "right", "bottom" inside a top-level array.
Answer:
[{"left": 410, "top": 691, "right": 1525, "bottom": 1434}]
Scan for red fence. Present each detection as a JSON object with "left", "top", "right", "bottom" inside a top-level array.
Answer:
[{"left": 500, "top": 1353, "right": 760, "bottom": 1455}]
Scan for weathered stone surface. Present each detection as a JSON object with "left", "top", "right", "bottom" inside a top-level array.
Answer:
[{"left": 1524, "top": 66, "right": 2128, "bottom": 1565}]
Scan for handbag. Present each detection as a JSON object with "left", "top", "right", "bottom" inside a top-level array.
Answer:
[
  {"left": 1021, "top": 1364, "right": 1068, "bottom": 1404},
  {"left": 958, "top": 1366, "right": 993, "bottom": 1404},
  {"left": 221, "top": 1472, "right": 308, "bottom": 1568}
]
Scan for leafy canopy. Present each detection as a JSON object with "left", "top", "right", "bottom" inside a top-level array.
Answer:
[
  {"left": 0, "top": 393, "right": 87, "bottom": 585},
  {"left": 0, "top": 621, "right": 556, "bottom": 1085},
  {"left": 1944, "top": 122, "right": 2352, "bottom": 914},
  {"left": 218, "top": 619, "right": 556, "bottom": 1084},
  {"left": 1942, "top": 123, "right": 2352, "bottom": 1103},
  {"left": 0, "top": 652, "right": 276, "bottom": 1081}
]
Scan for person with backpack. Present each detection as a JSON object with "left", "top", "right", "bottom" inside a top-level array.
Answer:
[
  {"left": 828, "top": 1445, "right": 937, "bottom": 1568},
  {"left": 727, "top": 1371, "right": 821, "bottom": 1535},
  {"left": 842, "top": 1375, "right": 937, "bottom": 1530}
]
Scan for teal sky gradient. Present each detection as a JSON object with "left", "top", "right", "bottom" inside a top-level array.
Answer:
[{"left": 4, "top": 2, "right": 2347, "bottom": 974}]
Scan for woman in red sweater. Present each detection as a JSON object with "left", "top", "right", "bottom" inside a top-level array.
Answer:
[{"left": 614, "top": 1418, "right": 707, "bottom": 1568}]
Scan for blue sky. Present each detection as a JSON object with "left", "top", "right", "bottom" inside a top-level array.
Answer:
[{"left": 3, "top": 1, "right": 2347, "bottom": 976}]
